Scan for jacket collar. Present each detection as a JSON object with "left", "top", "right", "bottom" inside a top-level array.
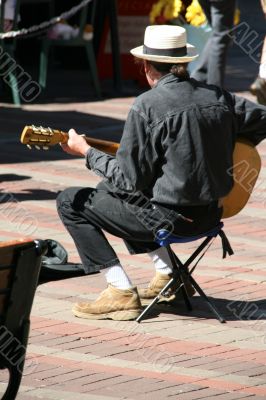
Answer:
[{"left": 154, "top": 73, "right": 183, "bottom": 88}]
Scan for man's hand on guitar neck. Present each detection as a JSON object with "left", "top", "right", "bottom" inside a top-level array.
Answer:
[{"left": 61, "top": 129, "right": 91, "bottom": 157}]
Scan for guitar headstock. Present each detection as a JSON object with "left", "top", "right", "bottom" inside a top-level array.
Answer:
[{"left": 20, "top": 125, "right": 67, "bottom": 150}]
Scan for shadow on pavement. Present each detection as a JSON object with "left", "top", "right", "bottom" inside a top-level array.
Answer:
[
  {"left": 0, "top": 174, "right": 31, "bottom": 182},
  {"left": 0, "top": 108, "right": 124, "bottom": 164},
  {"left": 0, "top": 188, "right": 59, "bottom": 201},
  {"left": 141, "top": 296, "right": 266, "bottom": 322}
]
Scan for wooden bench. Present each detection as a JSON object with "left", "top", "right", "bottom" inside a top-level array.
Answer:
[{"left": 0, "top": 239, "right": 46, "bottom": 400}]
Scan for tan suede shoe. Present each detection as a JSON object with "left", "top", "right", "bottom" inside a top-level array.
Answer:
[
  {"left": 138, "top": 271, "right": 195, "bottom": 305},
  {"left": 72, "top": 285, "right": 142, "bottom": 321}
]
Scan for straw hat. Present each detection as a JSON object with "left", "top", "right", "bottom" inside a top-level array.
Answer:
[{"left": 130, "top": 25, "right": 198, "bottom": 63}]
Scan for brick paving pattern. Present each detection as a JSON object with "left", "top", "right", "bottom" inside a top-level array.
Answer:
[
  {"left": 0, "top": 96, "right": 265, "bottom": 399},
  {"left": 0, "top": 1, "right": 266, "bottom": 398}
]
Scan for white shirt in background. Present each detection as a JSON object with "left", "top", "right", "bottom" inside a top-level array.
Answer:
[{"left": 0, "top": 0, "right": 16, "bottom": 20}]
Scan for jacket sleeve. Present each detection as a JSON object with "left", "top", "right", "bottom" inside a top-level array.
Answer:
[
  {"left": 232, "top": 94, "right": 266, "bottom": 145},
  {"left": 85, "top": 107, "right": 159, "bottom": 192}
]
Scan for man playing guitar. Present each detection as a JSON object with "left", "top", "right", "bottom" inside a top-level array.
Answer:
[{"left": 57, "top": 25, "right": 266, "bottom": 321}]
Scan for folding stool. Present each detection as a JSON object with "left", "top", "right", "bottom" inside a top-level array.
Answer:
[{"left": 136, "top": 222, "right": 233, "bottom": 324}]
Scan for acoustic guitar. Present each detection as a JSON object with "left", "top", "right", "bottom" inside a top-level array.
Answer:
[{"left": 20, "top": 125, "right": 261, "bottom": 219}]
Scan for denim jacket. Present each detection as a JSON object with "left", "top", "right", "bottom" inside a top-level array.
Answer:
[{"left": 86, "top": 74, "right": 266, "bottom": 207}]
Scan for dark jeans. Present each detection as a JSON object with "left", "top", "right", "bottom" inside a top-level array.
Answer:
[
  {"left": 57, "top": 181, "right": 222, "bottom": 273},
  {"left": 191, "top": 0, "right": 236, "bottom": 87}
]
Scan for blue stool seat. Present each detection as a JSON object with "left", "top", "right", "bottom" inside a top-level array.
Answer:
[
  {"left": 136, "top": 221, "right": 233, "bottom": 324},
  {"left": 156, "top": 222, "right": 224, "bottom": 246}
]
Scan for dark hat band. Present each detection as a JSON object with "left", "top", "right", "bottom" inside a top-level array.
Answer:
[{"left": 143, "top": 44, "right": 187, "bottom": 57}]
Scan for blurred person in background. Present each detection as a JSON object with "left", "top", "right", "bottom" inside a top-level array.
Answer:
[
  {"left": 0, "top": 0, "right": 17, "bottom": 31},
  {"left": 191, "top": 0, "right": 236, "bottom": 88},
  {"left": 250, "top": 0, "right": 266, "bottom": 105}
]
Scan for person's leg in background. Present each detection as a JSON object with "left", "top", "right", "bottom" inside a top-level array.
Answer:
[
  {"left": 206, "top": 0, "right": 236, "bottom": 87},
  {"left": 190, "top": 0, "right": 211, "bottom": 83},
  {"left": 250, "top": 1, "right": 266, "bottom": 105},
  {"left": 192, "top": 0, "right": 236, "bottom": 87}
]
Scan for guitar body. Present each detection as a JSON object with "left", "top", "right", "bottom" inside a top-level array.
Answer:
[
  {"left": 20, "top": 126, "right": 261, "bottom": 219},
  {"left": 221, "top": 139, "right": 261, "bottom": 218}
]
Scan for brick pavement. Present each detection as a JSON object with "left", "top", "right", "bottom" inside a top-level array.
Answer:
[
  {"left": 0, "top": 0, "right": 266, "bottom": 396},
  {"left": 0, "top": 94, "right": 266, "bottom": 399}
]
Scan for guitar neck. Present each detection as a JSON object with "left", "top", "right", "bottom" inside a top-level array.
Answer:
[{"left": 58, "top": 130, "right": 120, "bottom": 156}]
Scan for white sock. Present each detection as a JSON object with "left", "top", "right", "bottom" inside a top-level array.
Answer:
[
  {"left": 259, "top": 62, "right": 266, "bottom": 80},
  {"left": 148, "top": 247, "right": 173, "bottom": 275},
  {"left": 105, "top": 264, "right": 133, "bottom": 290}
]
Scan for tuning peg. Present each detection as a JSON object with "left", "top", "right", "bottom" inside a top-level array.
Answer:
[
  {"left": 43, "top": 146, "right": 49, "bottom": 150},
  {"left": 35, "top": 145, "right": 41, "bottom": 150},
  {"left": 48, "top": 127, "right": 53, "bottom": 135},
  {"left": 27, "top": 145, "right": 32, "bottom": 149}
]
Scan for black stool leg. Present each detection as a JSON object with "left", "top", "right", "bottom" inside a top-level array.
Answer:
[
  {"left": 174, "top": 255, "right": 226, "bottom": 323},
  {"left": 166, "top": 246, "right": 193, "bottom": 311},
  {"left": 136, "top": 246, "right": 193, "bottom": 323},
  {"left": 136, "top": 277, "right": 182, "bottom": 323},
  {"left": 136, "top": 238, "right": 226, "bottom": 323},
  {"left": 185, "top": 274, "right": 226, "bottom": 323},
  {"left": 172, "top": 243, "right": 226, "bottom": 323}
]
